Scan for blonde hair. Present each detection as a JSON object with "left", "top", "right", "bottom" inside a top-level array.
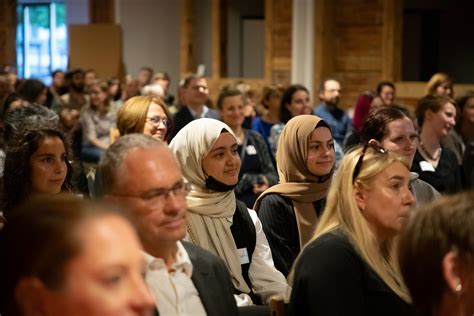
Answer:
[
  {"left": 426, "top": 72, "right": 452, "bottom": 96},
  {"left": 116, "top": 95, "right": 172, "bottom": 140},
  {"left": 310, "top": 146, "right": 412, "bottom": 302}
]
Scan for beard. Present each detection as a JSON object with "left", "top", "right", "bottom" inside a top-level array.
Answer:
[{"left": 325, "top": 96, "right": 340, "bottom": 107}]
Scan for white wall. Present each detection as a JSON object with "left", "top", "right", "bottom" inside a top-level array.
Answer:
[{"left": 117, "top": 0, "right": 180, "bottom": 93}]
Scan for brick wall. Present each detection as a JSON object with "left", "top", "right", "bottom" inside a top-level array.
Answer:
[{"left": 329, "top": 0, "right": 385, "bottom": 109}]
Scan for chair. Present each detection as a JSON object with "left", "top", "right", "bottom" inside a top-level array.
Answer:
[{"left": 269, "top": 296, "right": 288, "bottom": 316}]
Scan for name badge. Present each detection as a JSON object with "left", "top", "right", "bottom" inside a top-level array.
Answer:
[
  {"left": 237, "top": 248, "right": 250, "bottom": 265},
  {"left": 419, "top": 161, "right": 435, "bottom": 172},
  {"left": 246, "top": 145, "right": 257, "bottom": 155}
]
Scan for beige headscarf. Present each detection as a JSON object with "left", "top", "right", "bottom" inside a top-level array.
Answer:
[
  {"left": 169, "top": 118, "right": 251, "bottom": 293},
  {"left": 254, "top": 115, "right": 333, "bottom": 248}
]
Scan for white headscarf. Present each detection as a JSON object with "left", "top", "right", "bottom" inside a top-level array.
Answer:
[{"left": 169, "top": 118, "right": 251, "bottom": 293}]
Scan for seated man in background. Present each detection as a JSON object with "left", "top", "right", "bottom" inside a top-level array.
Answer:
[
  {"left": 98, "top": 134, "right": 238, "bottom": 316},
  {"left": 169, "top": 74, "right": 219, "bottom": 140}
]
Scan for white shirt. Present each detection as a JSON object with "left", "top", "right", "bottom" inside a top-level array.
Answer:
[
  {"left": 188, "top": 105, "right": 210, "bottom": 119},
  {"left": 144, "top": 241, "right": 207, "bottom": 316}
]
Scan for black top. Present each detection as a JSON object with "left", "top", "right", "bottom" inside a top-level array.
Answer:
[
  {"left": 257, "top": 194, "right": 324, "bottom": 277},
  {"left": 154, "top": 241, "right": 238, "bottom": 316},
  {"left": 235, "top": 130, "right": 278, "bottom": 208},
  {"left": 411, "top": 147, "right": 463, "bottom": 194},
  {"left": 463, "top": 141, "right": 474, "bottom": 189},
  {"left": 289, "top": 229, "right": 414, "bottom": 316},
  {"left": 230, "top": 200, "right": 259, "bottom": 304}
]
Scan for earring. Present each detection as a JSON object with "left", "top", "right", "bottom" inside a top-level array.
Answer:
[{"left": 455, "top": 283, "right": 462, "bottom": 293}]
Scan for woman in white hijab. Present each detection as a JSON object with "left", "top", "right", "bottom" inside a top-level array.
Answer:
[{"left": 169, "top": 118, "right": 289, "bottom": 307}]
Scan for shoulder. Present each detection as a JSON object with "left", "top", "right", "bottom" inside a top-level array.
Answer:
[
  {"left": 410, "top": 177, "right": 440, "bottom": 203},
  {"left": 246, "top": 129, "right": 265, "bottom": 142},
  {"left": 259, "top": 193, "right": 291, "bottom": 208},
  {"left": 298, "top": 231, "right": 359, "bottom": 270},
  {"left": 270, "top": 123, "right": 284, "bottom": 133},
  {"left": 252, "top": 116, "right": 262, "bottom": 126},
  {"left": 441, "top": 146, "right": 458, "bottom": 162},
  {"left": 206, "top": 108, "right": 220, "bottom": 119},
  {"left": 257, "top": 194, "right": 295, "bottom": 224},
  {"left": 174, "top": 106, "right": 191, "bottom": 118},
  {"left": 314, "top": 103, "right": 325, "bottom": 112}
]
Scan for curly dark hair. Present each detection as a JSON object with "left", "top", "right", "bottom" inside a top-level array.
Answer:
[{"left": 2, "top": 128, "right": 74, "bottom": 214}]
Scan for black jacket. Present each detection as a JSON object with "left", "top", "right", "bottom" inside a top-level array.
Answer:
[{"left": 154, "top": 241, "right": 238, "bottom": 316}]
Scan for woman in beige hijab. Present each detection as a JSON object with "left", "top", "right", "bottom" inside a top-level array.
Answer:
[
  {"left": 169, "top": 118, "right": 289, "bottom": 307},
  {"left": 254, "top": 115, "right": 335, "bottom": 277}
]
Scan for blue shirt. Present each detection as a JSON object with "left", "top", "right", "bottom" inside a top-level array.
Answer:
[{"left": 313, "top": 102, "right": 352, "bottom": 146}]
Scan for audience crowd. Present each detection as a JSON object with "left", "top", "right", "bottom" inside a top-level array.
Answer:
[{"left": 0, "top": 64, "right": 473, "bottom": 316}]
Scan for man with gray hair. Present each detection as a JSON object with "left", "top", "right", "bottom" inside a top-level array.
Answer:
[{"left": 98, "top": 134, "right": 238, "bottom": 316}]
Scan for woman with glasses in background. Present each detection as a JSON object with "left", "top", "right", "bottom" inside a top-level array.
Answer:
[
  {"left": 116, "top": 95, "right": 172, "bottom": 143},
  {"left": 289, "top": 144, "right": 415, "bottom": 315},
  {"left": 92, "top": 96, "right": 173, "bottom": 198}
]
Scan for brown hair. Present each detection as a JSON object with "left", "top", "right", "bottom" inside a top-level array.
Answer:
[
  {"left": 360, "top": 106, "right": 412, "bottom": 143},
  {"left": 415, "top": 94, "right": 456, "bottom": 128},
  {"left": 116, "top": 95, "right": 172, "bottom": 141},
  {"left": 216, "top": 85, "right": 242, "bottom": 110},
  {"left": 89, "top": 79, "right": 110, "bottom": 109},
  {"left": 0, "top": 195, "right": 135, "bottom": 315},
  {"left": 398, "top": 191, "right": 474, "bottom": 316},
  {"left": 261, "top": 84, "right": 284, "bottom": 109}
]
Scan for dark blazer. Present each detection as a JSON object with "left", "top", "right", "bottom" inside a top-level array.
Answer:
[
  {"left": 169, "top": 106, "right": 220, "bottom": 141},
  {"left": 153, "top": 241, "right": 238, "bottom": 316}
]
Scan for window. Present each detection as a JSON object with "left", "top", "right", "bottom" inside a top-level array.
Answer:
[{"left": 16, "top": 2, "right": 67, "bottom": 84}]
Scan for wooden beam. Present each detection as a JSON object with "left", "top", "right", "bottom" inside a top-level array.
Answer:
[
  {"left": 211, "top": 0, "right": 227, "bottom": 79},
  {"left": 264, "top": 0, "right": 274, "bottom": 82},
  {"left": 0, "top": 0, "right": 16, "bottom": 68},
  {"left": 382, "top": 0, "right": 402, "bottom": 82},
  {"left": 180, "top": 0, "right": 195, "bottom": 77},
  {"left": 314, "top": 0, "right": 335, "bottom": 98}
]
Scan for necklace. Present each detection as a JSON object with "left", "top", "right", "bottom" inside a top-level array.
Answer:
[{"left": 419, "top": 141, "right": 441, "bottom": 161}]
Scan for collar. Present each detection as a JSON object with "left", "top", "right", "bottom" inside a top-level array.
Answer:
[
  {"left": 188, "top": 105, "right": 209, "bottom": 119},
  {"left": 143, "top": 241, "right": 193, "bottom": 277}
]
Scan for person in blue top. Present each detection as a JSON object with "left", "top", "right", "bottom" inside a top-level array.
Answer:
[{"left": 313, "top": 78, "right": 352, "bottom": 146}]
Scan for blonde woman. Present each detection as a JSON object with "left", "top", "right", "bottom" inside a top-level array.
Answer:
[{"left": 289, "top": 145, "right": 415, "bottom": 315}]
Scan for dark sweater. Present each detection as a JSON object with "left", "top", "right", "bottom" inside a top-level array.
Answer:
[
  {"left": 289, "top": 229, "right": 414, "bottom": 316},
  {"left": 411, "top": 147, "right": 462, "bottom": 194},
  {"left": 257, "top": 194, "right": 324, "bottom": 277}
]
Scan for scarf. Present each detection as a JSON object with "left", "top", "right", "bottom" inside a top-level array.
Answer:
[
  {"left": 254, "top": 115, "right": 333, "bottom": 248},
  {"left": 169, "top": 118, "right": 251, "bottom": 293}
]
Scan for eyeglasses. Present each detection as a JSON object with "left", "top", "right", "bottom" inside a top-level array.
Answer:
[
  {"left": 352, "top": 143, "right": 387, "bottom": 183},
  {"left": 146, "top": 116, "right": 170, "bottom": 128},
  {"left": 112, "top": 180, "right": 190, "bottom": 205}
]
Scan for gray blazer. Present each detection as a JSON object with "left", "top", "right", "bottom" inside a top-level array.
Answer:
[{"left": 154, "top": 241, "right": 238, "bottom": 316}]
